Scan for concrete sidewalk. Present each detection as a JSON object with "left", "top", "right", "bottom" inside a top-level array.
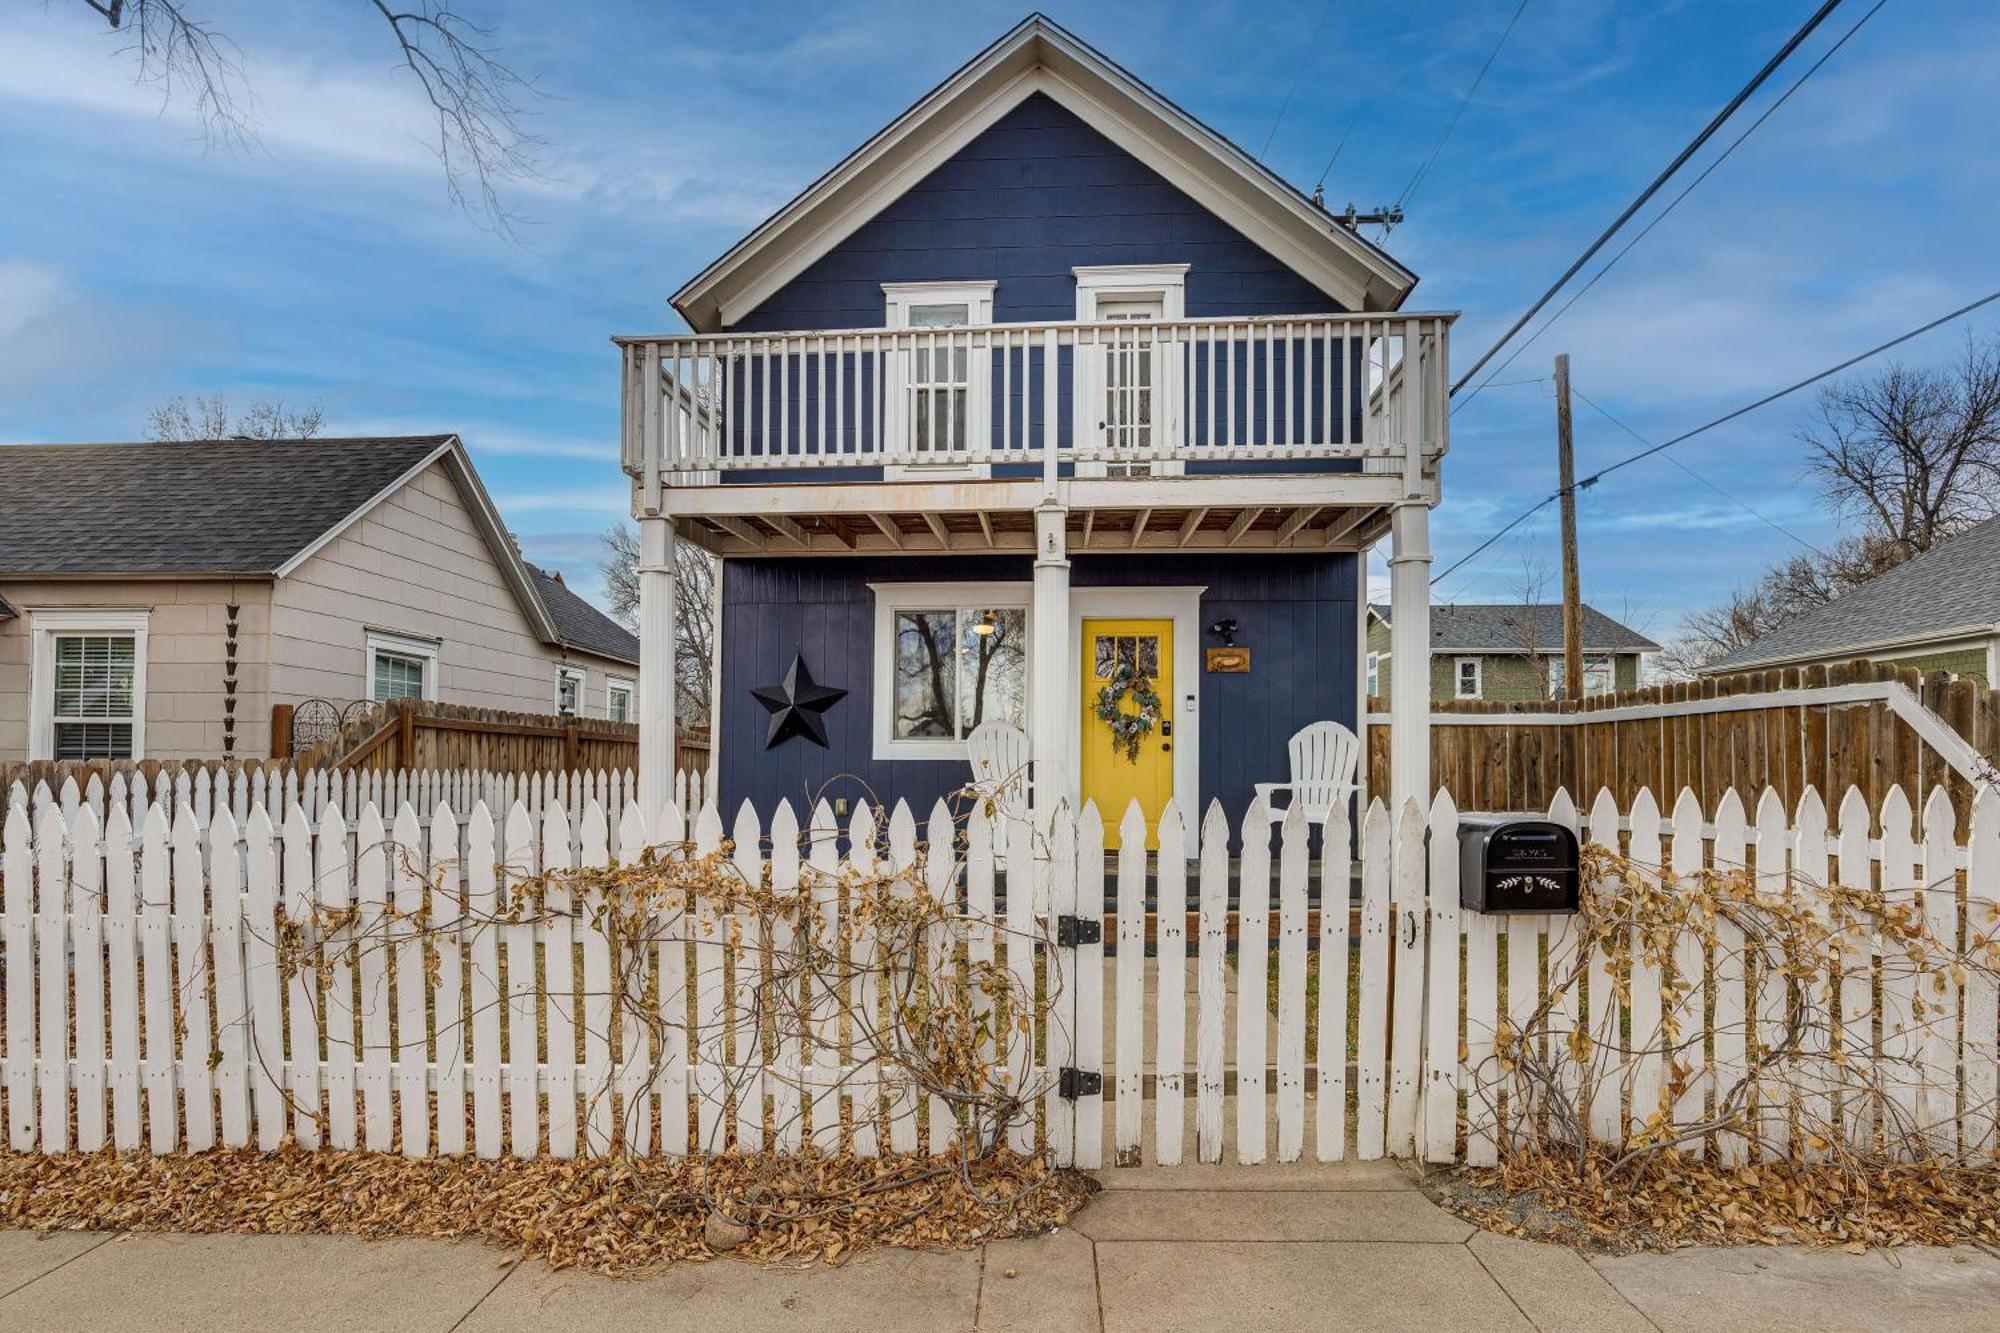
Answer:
[{"left": 5, "top": 1160, "right": 1999, "bottom": 1331}]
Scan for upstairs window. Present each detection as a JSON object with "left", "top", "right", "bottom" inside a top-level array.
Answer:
[
  {"left": 28, "top": 610, "right": 149, "bottom": 762},
  {"left": 884, "top": 282, "right": 994, "bottom": 467}
]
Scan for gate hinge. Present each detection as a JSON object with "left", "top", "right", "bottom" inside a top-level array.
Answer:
[
  {"left": 1055, "top": 915, "right": 1102, "bottom": 948},
  {"left": 1059, "top": 1067, "right": 1103, "bottom": 1099}
]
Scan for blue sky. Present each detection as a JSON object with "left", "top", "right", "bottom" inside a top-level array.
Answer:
[{"left": 3, "top": 0, "right": 1995, "bottom": 644}]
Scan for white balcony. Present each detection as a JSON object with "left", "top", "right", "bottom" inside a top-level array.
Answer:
[{"left": 616, "top": 311, "right": 1451, "bottom": 555}]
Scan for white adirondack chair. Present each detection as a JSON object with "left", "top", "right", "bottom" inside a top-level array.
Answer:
[
  {"left": 1254, "top": 721, "right": 1360, "bottom": 826},
  {"left": 965, "top": 722, "right": 1031, "bottom": 830}
]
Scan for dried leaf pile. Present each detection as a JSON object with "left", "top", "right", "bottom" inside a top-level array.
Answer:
[
  {"left": 0, "top": 1146, "right": 1095, "bottom": 1275},
  {"left": 1431, "top": 1149, "right": 2000, "bottom": 1255}
]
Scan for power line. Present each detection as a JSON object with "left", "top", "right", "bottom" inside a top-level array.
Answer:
[
  {"left": 1262, "top": 0, "right": 1339, "bottom": 160},
  {"left": 1459, "top": 0, "right": 1887, "bottom": 405},
  {"left": 1449, "top": 0, "right": 1848, "bottom": 397},
  {"left": 1569, "top": 384, "right": 1832, "bottom": 558},
  {"left": 1432, "top": 287, "right": 2000, "bottom": 587},
  {"left": 1395, "top": 0, "right": 1532, "bottom": 213},
  {"left": 1314, "top": 0, "right": 1425, "bottom": 194}
]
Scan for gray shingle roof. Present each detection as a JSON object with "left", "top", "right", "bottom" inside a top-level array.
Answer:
[
  {"left": 525, "top": 564, "right": 640, "bottom": 666},
  {"left": 1705, "top": 515, "right": 2000, "bottom": 671},
  {"left": 1371, "top": 602, "right": 1659, "bottom": 654},
  {"left": 0, "top": 437, "right": 451, "bottom": 574}
]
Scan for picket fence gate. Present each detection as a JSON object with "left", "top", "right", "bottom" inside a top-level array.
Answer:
[{"left": 2, "top": 781, "right": 1997, "bottom": 1168}]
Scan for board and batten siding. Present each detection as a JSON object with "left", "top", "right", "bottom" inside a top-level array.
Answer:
[
  {"left": 266, "top": 460, "right": 631, "bottom": 719},
  {"left": 0, "top": 579, "right": 273, "bottom": 762},
  {"left": 716, "top": 550, "right": 1357, "bottom": 824}
]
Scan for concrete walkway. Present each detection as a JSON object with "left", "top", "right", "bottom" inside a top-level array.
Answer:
[{"left": 7, "top": 1159, "right": 2000, "bottom": 1331}]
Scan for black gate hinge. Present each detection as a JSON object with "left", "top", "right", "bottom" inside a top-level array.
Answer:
[
  {"left": 1055, "top": 915, "right": 1102, "bottom": 948},
  {"left": 1059, "top": 1067, "right": 1103, "bottom": 1099}
]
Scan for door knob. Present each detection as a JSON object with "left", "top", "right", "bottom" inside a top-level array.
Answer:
[{"left": 1161, "top": 742, "right": 1172, "bottom": 752}]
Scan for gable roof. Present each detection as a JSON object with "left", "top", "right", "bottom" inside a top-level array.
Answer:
[
  {"left": 1371, "top": 603, "right": 1660, "bottom": 655},
  {"left": 671, "top": 13, "right": 1417, "bottom": 331},
  {"left": 0, "top": 436, "right": 452, "bottom": 576},
  {"left": 0, "top": 434, "right": 622, "bottom": 657},
  {"left": 526, "top": 564, "right": 639, "bottom": 666},
  {"left": 1704, "top": 516, "right": 2000, "bottom": 673}
]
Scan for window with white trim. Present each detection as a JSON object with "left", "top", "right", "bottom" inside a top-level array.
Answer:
[
  {"left": 1549, "top": 654, "right": 1617, "bottom": 698},
  {"left": 1454, "top": 657, "right": 1483, "bottom": 700},
  {"left": 1366, "top": 652, "right": 1381, "bottom": 698},
  {"left": 366, "top": 630, "right": 440, "bottom": 703},
  {"left": 884, "top": 282, "right": 994, "bottom": 465},
  {"left": 27, "top": 610, "right": 150, "bottom": 762},
  {"left": 870, "top": 582, "right": 1028, "bottom": 760},
  {"left": 1073, "top": 265, "right": 1188, "bottom": 475},
  {"left": 556, "top": 664, "right": 585, "bottom": 716},
  {"left": 607, "top": 676, "right": 634, "bottom": 723}
]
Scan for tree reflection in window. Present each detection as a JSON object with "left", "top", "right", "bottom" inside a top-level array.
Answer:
[{"left": 894, "top": 607, "right": 1026, "bottom": 740}]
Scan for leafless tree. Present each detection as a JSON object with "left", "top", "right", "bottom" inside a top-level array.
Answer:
[
  {"left": 74, "top": 1, "right": 540, "bottom": 236},
  {"left": 1499, "top": 551, "right": 1555, "bottom": 697},
  {"left": 601, "top": 524, "right": 715, "bottom": 729},
  {"left": 1663, "top": 337, "right": 2000, "bottom": 678},
  {"left": 146, "top": 392, "right": 325, "bottom": 440}
]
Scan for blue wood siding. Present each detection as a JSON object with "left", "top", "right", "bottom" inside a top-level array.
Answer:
[
  {"left": 728, "top": 92, "right": 1344, "bottom": 335},
  {"left": 716, "top": 551, "right": 1358, "bottom": 827}
]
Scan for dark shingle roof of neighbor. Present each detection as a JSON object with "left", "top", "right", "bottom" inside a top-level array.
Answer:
[
  {"left": 0, "top": 436, "right": 451, "bottom": 574},
  {"left": 525, "top": 564, "right": 640, "bottom": 666},
  {"left": 1705, "top": 515, "right": 2000, "bottom": 671},
  {"left": 1371, "top": 602, "right": 1660, "bottom": 654}
]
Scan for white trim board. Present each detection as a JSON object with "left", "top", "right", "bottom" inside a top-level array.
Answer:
[
  {"left": 1067, "top": 585, "right": 1205, "bottom": 819},
  {"left": 669, "top": 16, "right": 1415, "bottom": 330}
]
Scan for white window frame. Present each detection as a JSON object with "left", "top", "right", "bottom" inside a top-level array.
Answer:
[
  {"left": 870, "top": 580, "right": 1030, "bottom": 762},
  {"left": 555, "top": 664, "right": 586, "bottom": 716},
  {"left": 26, "top": 609, "right": 150, "bottom": 762},
  {"left": 1074, "top": 264, "right": 1189, "bottom": 477},
  {"left": 1454, "top": 656, "right": 1483, "bottom": 701},
  {"left": 366, "top": 629, "right": 441, "bottom": 704},
  {"left": 606, "top": 675, "right": 635, "bottom": 723},
  {"left": 883, "top": 281, "right": 996, "bottom": 481},
  {"left": 1366, "top": 651, "right": 1381, "bottom": 698},
  {"left": 1547, "top": 654, "right": 1618, "bottom": 698}
]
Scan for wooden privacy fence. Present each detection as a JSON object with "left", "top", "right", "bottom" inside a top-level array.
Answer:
[
  {"left": 1368, "top": 661, "right": 2000, "bottom": 822},
  {"left": 285, "top": 697, "right": 711, "bottom": 779},
  {"left": 3, "top": 781, "right": 1996, "bottom": 1168}
]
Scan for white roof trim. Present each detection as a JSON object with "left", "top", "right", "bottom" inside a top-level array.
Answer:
[
  {"left": 1698, "top": 623, "right": 2000, "bottom": 675},
  {"left": 671, "top": 15, "right": 1416, "bottom": 332},
  {"left": 273, "top": 436, "right": 565, "bottom": 649}
]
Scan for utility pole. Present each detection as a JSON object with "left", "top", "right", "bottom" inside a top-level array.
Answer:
[{"left": 1555, "top": 354, "right": 1583, "bottom": 701}]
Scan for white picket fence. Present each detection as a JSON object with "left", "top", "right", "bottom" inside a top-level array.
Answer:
[{"left": 2, "top": 780, "right": 1996, "bottom": 1167}]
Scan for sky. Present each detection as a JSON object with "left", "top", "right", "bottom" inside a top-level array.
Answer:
[{"left": 3, "top": 0, "right": 1995, "bottom": 646}]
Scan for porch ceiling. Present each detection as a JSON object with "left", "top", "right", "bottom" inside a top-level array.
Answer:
[{"left": 676, "top": 498, "right": 1391, "bottom": 556}]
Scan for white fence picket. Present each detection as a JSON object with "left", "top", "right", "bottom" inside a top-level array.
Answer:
[
  {"left": 1154, "top": 802, "right": 1189, "bottom": 1166},
  {"left": 1114, "top": 800, "right": 1146, "bottom": 1165},
  {"left": 1421, "top": 790, "right": 1460, "bottom": 1164},
  {"left": 1274, "top": 802, "right": 1309, "bottom": 1163},
  {"left": 105, "top": 804, "right": 142, "bottom": 1149},
  {"left": 1386, "top": 798, "right": 1426, "bottom": 1159},
  {"left": 1236, "top": 800, "right": 1272, "bottom": 1164},
  {"left": 172, "top": 805, "right": 216, "bottom": 1151},
  {"left": 1355, "top": 800, "right": 1390, "bottom": 1161},
  {"left": 1315, "top": 798, "right": 1352, "bottom": 1163},
  {"left": 70, "top": 807, "right": 107, "bottom": 1152},
  {"left": 1197, "top": 801, "right": 1229, "bottom": 1164}
]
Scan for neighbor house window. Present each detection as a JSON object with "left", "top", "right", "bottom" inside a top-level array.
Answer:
[
  {"left": 1548, "top": 655, "right": 1616, "bottom": 698},
  {"left": 27, "top": 611, "right": 150, "bottom": 761},
  {"left": 556, "top": 665, "right": 585, "bottom": 716},
  {"left": 366, "top": 630, "right": 440, "bottom": 704},
  {"left": 1366, "top": 652, "right": 1381, "bottom": 698},
  {"left": 870, "top": 582, "right": 1028, "bottom": 760},
  {"left": 1455, "top": 657, "right": 1482, "bottom": 700},
  {"left": 884, "top": 282, "right": 994, "bottom": 467},
  {"left": 607, "top": 677, "right": 634, "bottom": 723}
]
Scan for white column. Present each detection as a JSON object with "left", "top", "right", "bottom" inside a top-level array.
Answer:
[
  {"left": 1387, "top": 501, "right": 1431, "bottom": 817},
  {"left": 636, "top": 514, "right": 678, "bottom": 817},
  {"left": 1029, "top": 499, "right": 1071, "bottom": 813}
]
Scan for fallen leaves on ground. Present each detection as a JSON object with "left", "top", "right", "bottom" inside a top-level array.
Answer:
[
  {"left": 0, "top": 1146, "right": 1096, "bottom": 1276},
  {"left": 1425, "top": 1149, "right": 2000, "bottom": 1255}
]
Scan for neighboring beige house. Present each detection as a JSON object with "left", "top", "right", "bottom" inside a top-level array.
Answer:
[
  {"left": 0, "top": 435, "right": 639, "bottom": 763},
  {"left": 1699, "top": 515, "right": 2000, "bottom": 685},
  {"left": 1367, "top": 603, "right": 1657, "bottom": 704}
]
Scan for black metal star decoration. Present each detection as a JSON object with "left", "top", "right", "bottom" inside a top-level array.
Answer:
[{"left": 749, "top": 653, "right": 847, "bottom": 750}]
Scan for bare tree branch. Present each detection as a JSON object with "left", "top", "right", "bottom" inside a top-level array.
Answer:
[
  {"left": 602, "top": 523, "right": 716, "bottom": 729},
  {"left": 146, "top": 392, "right": 325, "bottom": 441}
]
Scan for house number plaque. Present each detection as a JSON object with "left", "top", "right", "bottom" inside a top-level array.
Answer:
[{"left": 1204, "top": 647, "right": 1250, "bottom": 673}]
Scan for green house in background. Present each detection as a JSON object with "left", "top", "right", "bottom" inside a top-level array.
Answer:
[{"left": 1366, "top": 603, "right": 1658, "bottom": 704}]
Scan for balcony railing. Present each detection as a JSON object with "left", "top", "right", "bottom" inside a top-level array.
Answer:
[{"left": 617, "top": 312, "right": 1450, "bottom": 491}]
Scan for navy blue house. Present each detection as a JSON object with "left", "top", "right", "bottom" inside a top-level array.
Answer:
[{"left": 618, "top": 15, "right": 1453, "bottom": 834}]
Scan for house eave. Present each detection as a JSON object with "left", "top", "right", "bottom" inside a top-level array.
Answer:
[
  {"left": 1698, "top": 624, "right": 2000, "bottom": 676},
  {"left": 670, "top": 15, "right": 1416, "bottom": 333}
]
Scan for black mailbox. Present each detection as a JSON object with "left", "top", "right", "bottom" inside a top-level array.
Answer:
[{"left": 1458, "top": 814, "right": 1580, "bottom": 913}]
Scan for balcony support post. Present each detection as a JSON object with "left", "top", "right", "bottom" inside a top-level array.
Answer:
[
  {"left": 637, "top": 512, "right": 679, "bottom": 818},
  {"left": 1386, "top": 501, "right": 1431, "bottom": 820},
  {"left": 1029, "top": 499, "right": 1071, "bottom": 817}
]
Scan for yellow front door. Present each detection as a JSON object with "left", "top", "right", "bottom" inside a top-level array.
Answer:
[{"left": 1081, "top": 618, "right": 1174, "bottom": 847}]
